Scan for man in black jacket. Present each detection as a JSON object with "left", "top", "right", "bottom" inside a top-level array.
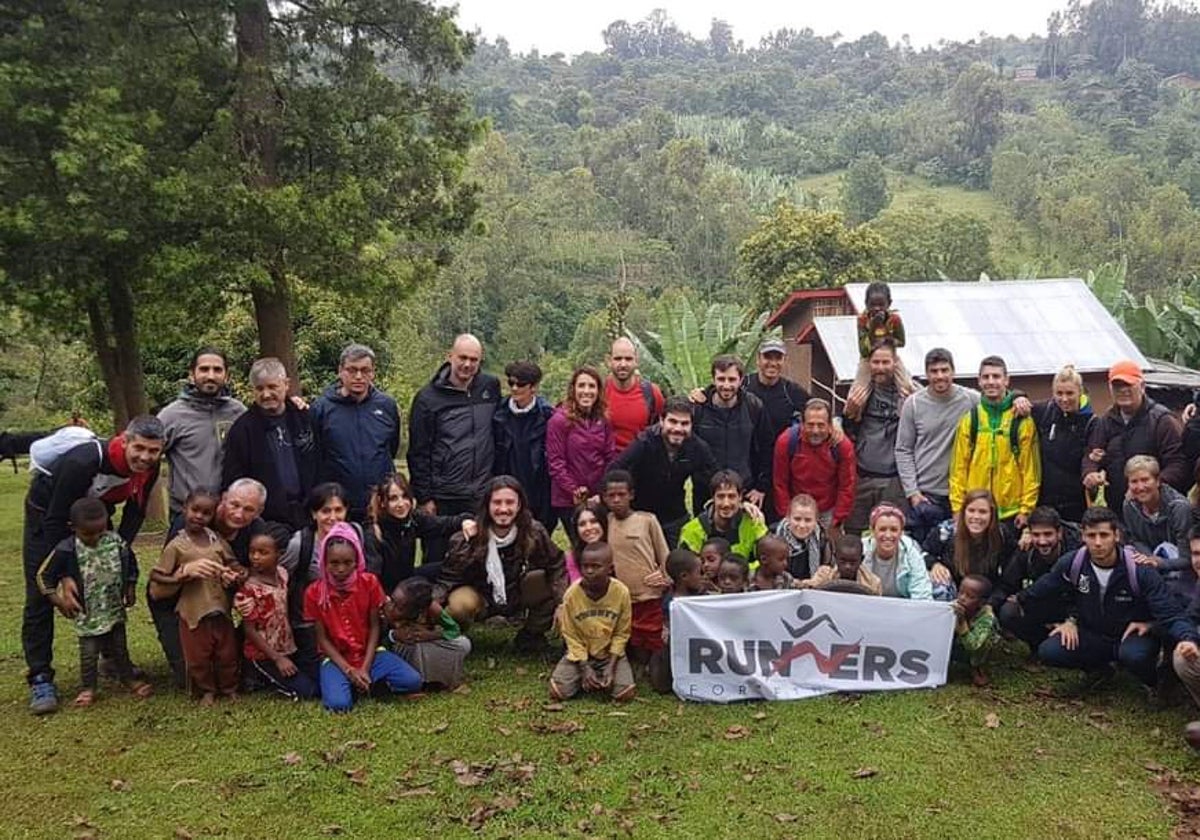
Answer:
[
  {"left": 996, "top": 506, "right": 1081, "bottom": 653},
  {"left": 691, "top": 355, "right": 773, "bottom": 511},
  {"left": 613, "top": 395, "right": 718, "bottom": 547},
  {"left": 22, "top": 415, "right": 164, "bottom": 714},
  {"left": 221, "top": 357, "right": 318, "bottom": 530},
  {"left": 492, "top": 361, "right": 554, "bottom": 531},
  {"left": 409, "top": 334, "right": 500, "bottom": 564}
]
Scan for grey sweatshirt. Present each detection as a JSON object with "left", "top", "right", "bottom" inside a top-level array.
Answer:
[
  {"left": 850, "top": 382, "right": 903, "bottom": 477},
  {"left": 894, "top": 384, "right": 980, "bottom": 498},
  {"left": 157, "top": 387, "right": 246, "bottom": 514}
]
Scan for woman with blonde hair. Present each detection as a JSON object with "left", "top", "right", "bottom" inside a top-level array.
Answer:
[{"left": 1033, "top": 364, "right": 1094, "bottom": 523}]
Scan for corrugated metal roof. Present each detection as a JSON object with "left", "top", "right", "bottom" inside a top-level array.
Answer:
[{"left": 812, "top": 279, "right": 1148, "bottom": 383}]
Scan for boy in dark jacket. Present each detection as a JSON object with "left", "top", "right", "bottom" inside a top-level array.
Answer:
[
  {"left": 36, "top": 498, "right": 152, "bottom": 707},
  {"left": 1017, "top": 506, "right": 1196, "bottom": 696}
]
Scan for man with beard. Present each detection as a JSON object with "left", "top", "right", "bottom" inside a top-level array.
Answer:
[
  {"left": 613, "top": 396, "right": 718, "bottom": 547},
  {"left": 843, "top": 340, "right": 910, "bottom": 533},
  {"left": 994, "top": 506, "right": 1080, "bottom": 654},
  {"left": 436, "top": 476, "right": 566, "bottom": 654},
  {"left": 23, "top": 415, "right": 165, "bottom": 714},
  {"left": 605, "top": 338, "right": 665, "bottom": 452},
  {"left": 157, "top": 347, "right": 246, "bottom": 520},
  {"left": 678, "top": 470, "right": 769, "bottom": 561},
  {"left": 691, "top": 355, "right": 773, "bottom": 511}
]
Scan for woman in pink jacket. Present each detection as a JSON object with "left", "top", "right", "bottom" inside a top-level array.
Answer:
[{"left": 546, "top": 366, "right": 616, "bottom": 538}]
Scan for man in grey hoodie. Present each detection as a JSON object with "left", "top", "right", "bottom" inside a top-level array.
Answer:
[{"left": 157, "top": 347, "right": 246, "bottom": 519}]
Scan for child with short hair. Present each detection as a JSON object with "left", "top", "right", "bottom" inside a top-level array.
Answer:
[
  {"left": 37, "top": 497, "right": 152, "bottom": 707},
  {"left": 150, "top": 488, "right": 242, "bottom": 705},
  {"left": 235, "top": 523, "right": 319, "bottom": 700},
  {"left": 952, "top": 574, "right": 999, "bottom": 687},
  {"left": 601, "top": 470, "right": 670, "bottom": 664},
  {"left": 699, "top": 537, "right": 731, "bottom": 592},
  {"left": 649, "top": 548, "right": 707, "bottom": 694},
  {"left": 773, "top": 494, "right": 830, "bottom": 581},
  {"left": 716, "top": 556, "right": 749, "bottom": 594},
  {"left": 305, "top": 523, "right": 422, "bottom": 711},
  {"left": 853, "top": 281, "right": 913, "bottom": 392},
  {"left": 802, "top": 534, "right": 884, "bottom": 595},
  {"left": 384, "top": 576, "right": 471, "bottom": 690},
  {"left": 550, "top": 542, "right": 635, "bottom": 702},
  {"left": 750, "top": 535, "right": 796, "bottom": 590}
]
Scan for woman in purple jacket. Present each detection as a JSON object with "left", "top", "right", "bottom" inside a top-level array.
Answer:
[{"left": 546, "top": 366, "right": 616, "bottom": 538}]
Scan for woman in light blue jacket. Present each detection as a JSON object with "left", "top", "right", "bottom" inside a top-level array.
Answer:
[{"left": 860, "top": 504, "right": 932, "bottom": 600}]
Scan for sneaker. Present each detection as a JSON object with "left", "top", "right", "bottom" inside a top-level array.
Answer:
[{"left": 29, "top": 675, "right": 59, "bottom": 715}]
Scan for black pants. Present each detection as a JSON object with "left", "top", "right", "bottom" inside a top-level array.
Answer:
[
  {"left": 998, "top": 598, "right": 1067, "bottom": 652},
  {"left": 148, "top": 587, "right": 187, "bottom": 689},
  {"left": 79, "top": 624, "right": 135, "bottom": 691},
  {"left": 21, "top": 501, "right": 56, "bottom": 684},
  {"left": 660, "top": 515, "right": 688, "bottom": 551},
  {"left": 421, "top": 497, "right": 476, "bottom": 566}
]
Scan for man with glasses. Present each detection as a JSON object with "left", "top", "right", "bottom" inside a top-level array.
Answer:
[
  {"left": 310, "top": 343, "right": 402, "bottom": 521},
  {"left": 493, "top": 361, "right": 555, "bottom": 531},
  {"left": 409, "top": 334, "right": 501, "bottom": 563},
  {"left": 1083, "top": 360, "right": 1188, "bottom": 514}
]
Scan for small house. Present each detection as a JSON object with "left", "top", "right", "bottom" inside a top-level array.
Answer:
[{"left": 766, "top": 279, "right": 1154, "bottom": 413}]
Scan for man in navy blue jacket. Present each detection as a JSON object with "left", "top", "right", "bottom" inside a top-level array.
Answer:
[
  {"left": 1017, "top": 505, "right": 1196, "bottom": 696},
  {"left": 310, "top": 344, "right": 401, "bottom": 522}
]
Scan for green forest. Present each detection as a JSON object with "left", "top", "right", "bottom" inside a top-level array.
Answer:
[{"left": 3, "top": 0, "right": 1200, "bottom": 430}]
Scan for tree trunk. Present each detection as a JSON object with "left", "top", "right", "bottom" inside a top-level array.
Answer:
[
  {"left": 107, "top": 274, "right": 148, "bottom": 421},
  {"left": 85, "top": 298, "right": 130, "bottom": 430},
  {"left": 235, "top": 0, "right": 298, "bottom": 389}
]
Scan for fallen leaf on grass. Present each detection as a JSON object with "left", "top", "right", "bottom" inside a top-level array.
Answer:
[
  {"left": 851, "top": 767, "right": 878, "bottom": 779},
  {"left": 752, "top": 711, "right": 768, "bottom": 720},
  {"left": 774, "top": 813, "right": 799, "bottom": 823},
  {"left": 724, "top": 725, "right": 751, "bottom": 740},
  {"left": 342, "top": 739, "right": 376, "bottom": 751},
  {"left": 174, "top": 829, "right": 194, "bottom": 840},
  {"left": 984, "top": 713, "right": 1001, "bottom": 729},
  {"left": 1144, "top": 761, "right": 1167, "bottom": 773},
  {"left": 345, "top": 767, "right": 368, "bottom": 785},
  {"left": 542, "top": 702, "right": 565, "bottom": 712},
  {"left": 514, "top": 666, "right": 528, "bottom": 676},
  {"left": 109, "top": 778, "right": 131, "bottom": 792},
  {"left": 557, "top": 748, "right": 576, "bottom": 765},
  {"left": 321, "top": 825, "right": 343, "bottom": 835},
  {"left": 170, "top": 779, "right": 201, "bottom": 791},
  {"left": 281, "top": 752, "right": 303, "bottom": 766},
  {"left": 452, "top": 683, "right": 471, "bottom": 695},
  {"left": 395, "top": 787, "right": 436, "bottom": 798},
  {"left": 496, "top": 726, "right": 513, "bottom": 736},
  {"left": 529, "top": 719, "right": 585, "bottom": 735},
  {"left": 605, "top": 711, "right": 630, "bottom": 717},
  {"left": 427, "top": 722, "right": 450, "bottom": 734},
  {"left": 450, "top": 759, "right": 490, "bottom": 787}
]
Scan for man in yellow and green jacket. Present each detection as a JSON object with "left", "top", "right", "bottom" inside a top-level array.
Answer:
[{"left": 949, "top": 355, "right": 1041, "bottom": 528}]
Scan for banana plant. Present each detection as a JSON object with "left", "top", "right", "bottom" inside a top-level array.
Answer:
[{"left": 626, "top": 291, "right": 771, "bottom": 393}]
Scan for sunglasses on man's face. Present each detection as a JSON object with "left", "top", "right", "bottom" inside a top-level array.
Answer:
[{"left": 507, "top": 379, "right": 530, "bottom": 388}]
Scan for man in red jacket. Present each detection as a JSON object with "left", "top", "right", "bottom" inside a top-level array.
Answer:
[{"left": 772, "top": 399, "right": 857, "bottom": 533}]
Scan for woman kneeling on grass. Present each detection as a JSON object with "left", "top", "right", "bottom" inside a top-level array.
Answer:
[{"left": 304, "top": 523, "right": 421, "bottom": 711}]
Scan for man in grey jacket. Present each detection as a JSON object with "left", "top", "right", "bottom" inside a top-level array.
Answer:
[
  {"left": 157, "top": 347, "right": 246, "bottom": 519},
  {"left": 842, "top": 340, "right": 908, "bottom": 532}
]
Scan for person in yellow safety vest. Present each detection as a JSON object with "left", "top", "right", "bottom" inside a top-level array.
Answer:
[{"left": 949, "top": 355, "right": 1041, "bottom": 528}]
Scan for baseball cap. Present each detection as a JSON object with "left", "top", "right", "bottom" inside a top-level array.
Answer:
[
  {"left": 1108, "top": 360, "right": 1144, "bottom": 385},
  {"left": 759, "top": 338, "right": 787, "bottom": 355}
]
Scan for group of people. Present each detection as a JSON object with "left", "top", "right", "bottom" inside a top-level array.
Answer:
[{"left": 18, "top": 282, "right": 1200, "bottom": 745}]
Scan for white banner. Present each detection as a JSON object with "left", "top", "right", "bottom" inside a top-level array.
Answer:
[{"left": 670, "top": 590, "right": 955, "bottom": 703}]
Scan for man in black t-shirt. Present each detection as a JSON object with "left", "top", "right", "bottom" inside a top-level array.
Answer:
[{"left": 745, "top": 338, "right": 809, "bottom": 439}]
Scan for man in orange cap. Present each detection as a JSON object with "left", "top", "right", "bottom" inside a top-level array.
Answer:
[{"left": 1082, "top": 360, "right": 1188, "bottom": 511}]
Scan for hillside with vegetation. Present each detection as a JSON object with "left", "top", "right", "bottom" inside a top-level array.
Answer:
[{"left": 3, "top": 0, "right": 1200, "bottom": 427}]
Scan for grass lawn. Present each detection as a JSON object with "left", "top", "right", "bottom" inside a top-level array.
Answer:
[{"left": 0, "top": 469, "right": 1195, "bottom": 839}]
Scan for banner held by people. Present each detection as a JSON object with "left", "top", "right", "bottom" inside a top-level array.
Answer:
[{"left": 670, "top": 590, "right": 955, "bottom": 703}]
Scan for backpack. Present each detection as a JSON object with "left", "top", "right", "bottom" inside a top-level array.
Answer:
[
  {"left": 786, "top": 417, "right": 842, "bottom": 465},
  {"left": 639, "top": 379, "right": 661, "bottom": 424},
  {"left": 1067, "top": 545, "right": 1140, "bottom": 598},
  {"left": 29, "top": 426, "right": 101, "bottom": 476},
  {"left": 967, "top": 405, "right": 1026, "bottom": 460}
]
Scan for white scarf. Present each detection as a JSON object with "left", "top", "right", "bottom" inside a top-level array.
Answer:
[
  {"left": 507, "top": 396, "right": 537, "bottom": 416},
  {"left": 486, "top": 527, "right": 518, "bottom": 605}
]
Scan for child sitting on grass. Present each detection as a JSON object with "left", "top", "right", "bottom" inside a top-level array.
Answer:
[
  {"left": 384, "top": 576, "right": 471, "bottom": 690},
  {"left": 38, "top": 497, "right": 152, "bottom": 708},
  {"left": 801, "top": 534, "right": 883, "bottom": 595},
  {"left": 952, "top": 574, "right": 999, "bottom": 687},
  {"left": 716, "top": 556, "right": 750, "bottom": 594},
  {"left": 150, "top": 488, "right": 243, "bottom": 706},
  {"left": 235, "top": 524, "right": 318, "bottom": 700},
  {"left": 699, "top": 537, "right": 731, "bottom": 593},
  {"left": 649, "top": 548, "right": 707, "bottom": 694},
  {"left": 750, "top": 535, "right": 796, "bottom": 590},
  {"left": 305, "top": 523, "right": 422, "bottom": 712},
  {"left": 550, "top": 542, "right": 635, "bottom": 703}
]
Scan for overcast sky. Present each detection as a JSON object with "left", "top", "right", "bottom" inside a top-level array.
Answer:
[{"left": 439, "top": 0, "right": 1063, "bottom": 56}]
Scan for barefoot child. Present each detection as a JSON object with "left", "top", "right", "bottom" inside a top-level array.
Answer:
[
  {"left": 384, "top": 576, "right": 471, "bottom": 690},
  {"left": 150, "top": 488, "right": 242, "bottom": 705},
  {"left": 602, "top": 470, "right": 670, "bottom": 665},
  {"left": 37, "top": 498, "right": 152, "bottom": 707},
  {"left": 699, "top": 537, "right": 731, "bottom": 593},
  {"left": 802, "top": 533, "right": 884, "bottom": 595},
  {"left": 649, "top": 548, "right": 707, "bottom": 694},
  {"left": 750, "top": 535, "right": 796, "bottom": 590},
  {"left": 550, "top": 542, "right": 635, "bottom": 702},
  {"left": 853, "top": 281, "right": 913, "bottom": 392},
  {"left": 305, "top": 522, "right": 421, "bottom": 711},
  {"left": 235, "top": 524, "right": 318, "bottom": 700},
  {"left": 716, "top": 556, "right": 749, "bottom": 594},
  {"left": 952, "top": 574, "right": 999, "bottom": 686}
]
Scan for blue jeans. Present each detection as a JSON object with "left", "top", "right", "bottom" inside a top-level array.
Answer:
[
  {"left": 907, "top": 494, "right": 950, "bottom": 546},
  {"left": 1037, "top": 625, "right": 1160, "bottom": 687},
  {"left": 319, "top": 648, "right": 421, "bottom": 711}
]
